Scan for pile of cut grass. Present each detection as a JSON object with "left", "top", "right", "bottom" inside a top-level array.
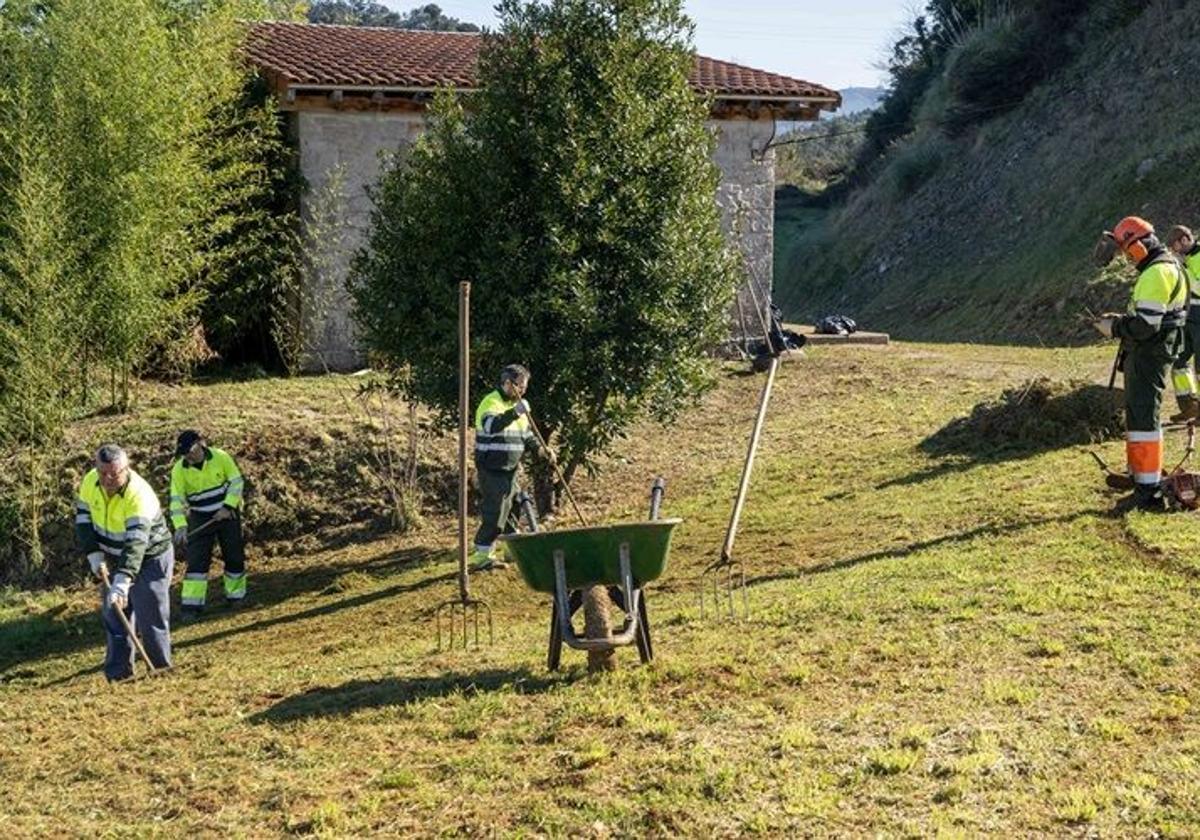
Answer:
[{"left": 922, "top": 377, "right": 1122, "bottom": 459}]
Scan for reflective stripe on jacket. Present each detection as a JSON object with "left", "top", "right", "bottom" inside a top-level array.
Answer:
[
  {"left": 474, "top": 389, "right": 537, "bottom": 471},
  {"left": 1115, "top": 252, "right": 1187, "bottom": 342},
  {"left": 169, "top": 446, "right": 244, "bottom": 528},
  {"left": 74, "top": 468, "right": 171, "bottom": 577}
]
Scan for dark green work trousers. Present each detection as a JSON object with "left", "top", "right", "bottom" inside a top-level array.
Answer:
[
  {"left": 1125, "top": 329, "right": 1183, "bottom": 433},
  {"left": 474, "top": 467, "right": 519, "bottom": 550}
]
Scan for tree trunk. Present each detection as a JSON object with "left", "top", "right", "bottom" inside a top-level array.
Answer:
[
  {"left": 583, "top": 585, "right": 617, "bottom": 673},
  {"left": 533, "top": 464, "right": 555, "bottom": 520}
]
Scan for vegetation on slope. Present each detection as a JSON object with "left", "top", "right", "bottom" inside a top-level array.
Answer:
[
  {"left": 3, "top": 342, "right": 1199, "bottom": 835},
  {"left": 775, "top": 0, "right": 1198, "bottom": 343}
]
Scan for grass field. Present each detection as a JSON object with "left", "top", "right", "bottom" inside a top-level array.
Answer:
[{"left": 3, "top": 340, "right": 1199, "bottom": 836}]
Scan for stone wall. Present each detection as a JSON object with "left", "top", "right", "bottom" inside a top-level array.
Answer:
[
  {"left": 294, "top": 110, "right": 777, "bottom": 370},
  {"left": 295, "top": 110, "right": 425, "bottom": 371},
  {"left": 709, "top": 118, "right": 777, "bottom": 350}
]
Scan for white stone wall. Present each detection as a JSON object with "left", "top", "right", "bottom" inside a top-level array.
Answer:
[
  {"left": 295, "top": 110, "right": 777, "bottom": 370},
  {"left": 709, "top": 118, "right": 777, "bottom": 348},
  {"left": 295, "top": 110, "right": 425, "bottom": 371}
]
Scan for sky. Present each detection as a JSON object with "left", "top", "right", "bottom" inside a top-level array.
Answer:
[{"left": 387, "top": 1, "right": 917, "bottom": 90}]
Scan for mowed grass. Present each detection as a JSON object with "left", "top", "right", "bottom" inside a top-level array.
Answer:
[{"left": 3, "top": 341, "right": 1200, "bottom": 836}]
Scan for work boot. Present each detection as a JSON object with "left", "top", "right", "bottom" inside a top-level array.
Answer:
[
  {"left": 469, "top": 550, "right": 508, "bottom": 572},
  {"left": 1105, "top": 472, "right": 1135, "bottom": 491},
  {"left": 1133, "top": 484, "right": 1168, "bottom": 513},
  {"left": 1171, "top": 397, "right": 1200, "bottom": 424}
]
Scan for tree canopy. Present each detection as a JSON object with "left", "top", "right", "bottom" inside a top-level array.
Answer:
[
  {"left": 350, "top": 0, "right": 739, "bottom": 497},
  {"left": 306, "top": 1, "right": 480, "bottom": 30}
]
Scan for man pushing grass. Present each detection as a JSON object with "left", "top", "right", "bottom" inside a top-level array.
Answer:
[{"left": 470, "top": 364, "right": 556, "bottom": 571}]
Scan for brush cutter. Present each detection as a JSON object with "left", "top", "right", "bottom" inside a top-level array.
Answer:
[
  {"left": 99, "top": 564, "right": 161, "bottom": 678},
  {"left": 436, "top": 281, "right": 493, "bottom": 651},
  {"left": 1163, "top": 423, "right": 1200, "bottom": 510},
  {"left": 1091, "top": 422, "right": 1200, "bottom": 507}
]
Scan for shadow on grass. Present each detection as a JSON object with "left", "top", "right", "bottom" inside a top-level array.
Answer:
[
  {"left": 249, "top": 667, "right": 561, "bottom": 724},
  {"left": 747, "top": 510, "right": 1101, "bottom": 587},
  {"left": 3, "top": 544, "right": 447, "bottom": 680},
  {"left": 176, "top": 563, "right": 455, "bottom": 652},
  {"left": 877, "top": 382, "right": 1121, "bottom": 490}
]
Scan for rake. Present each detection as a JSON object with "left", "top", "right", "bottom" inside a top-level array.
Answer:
[
  {"left": 699, "top": 352, "right": 779, "bottom": 620},
  {"left": 99, "top": 564, "right": 161, "bottom": 678},
  {"left": 436, "top": 281, "right": 493, "bottom": 650}
]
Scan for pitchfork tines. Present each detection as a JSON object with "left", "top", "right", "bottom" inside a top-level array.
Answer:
[
  {"left": 698, "top": 555, "right": 749, "bottom": 620},
  {"left": 435, "top": 597, "right": 494, "bottom": 651}
]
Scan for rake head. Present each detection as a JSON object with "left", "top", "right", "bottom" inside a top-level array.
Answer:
[{"left": 434, "top": 597, "right": 494, "bottom": 651}]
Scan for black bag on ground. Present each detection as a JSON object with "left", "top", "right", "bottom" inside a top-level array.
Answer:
[{"left": 816, "top": 315, "right": 858, "bottom": 335}]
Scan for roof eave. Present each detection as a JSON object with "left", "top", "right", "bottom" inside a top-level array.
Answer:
[{"left": 274, "top": 80, "right": 841, "bottom": 116}]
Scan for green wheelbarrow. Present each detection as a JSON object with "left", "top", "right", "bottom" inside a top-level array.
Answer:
[{"left": 500, "top": 479, "right": 679, "bottom": 670}]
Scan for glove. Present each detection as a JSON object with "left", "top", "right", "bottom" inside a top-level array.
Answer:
[
  {"left": 213, "top": 506, "right": 234, "bottom": 522},
  {"left": 513, "top": 399, "right": 530, "bottom": 417},
  {"left": 173, "top": 526, "right": 187, "bottom": 548},
  {"left": 107, "top": 573, "right": 131, "bottom": 610},
  {"left": 1093, "top": 317, "right": 1114, "bottom": 339},
  {"left": 87, "top": 551, "right": 105, "bottom": 578},
  {"left": 541, "top": 447, "right": 557, "bottom": 466}
]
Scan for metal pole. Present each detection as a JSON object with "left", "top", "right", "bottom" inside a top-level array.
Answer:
[
  {"left": 721, "top": 354, "right": 779, "bottom": 564},
  {"left": 458, "top": 281, "right": 471, "bottom": 603}
]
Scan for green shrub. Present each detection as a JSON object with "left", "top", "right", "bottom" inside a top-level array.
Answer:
[
  {"left": 941, "top": 13, "right": 1041, "bottom": 135},
  {"left": 884, "top": 136, "right": 948, "bottom": 199}
]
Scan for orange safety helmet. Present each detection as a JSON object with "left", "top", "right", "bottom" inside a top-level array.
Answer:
[{"left": 1108, "top": 216, "right": 1155, "bottom": 263}]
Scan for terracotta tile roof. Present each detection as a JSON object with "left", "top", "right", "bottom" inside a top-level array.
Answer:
[{"left": 244, "top": 21, "right": 839, "bottom": 104}]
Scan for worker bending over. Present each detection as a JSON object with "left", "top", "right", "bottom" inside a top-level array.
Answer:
[
  {"left": 471, "top": 364, "right": 555, "bottom": 571},
  {"left": 1095, "top": 217, "right": 1188, "bottom": 510},
  {"left": 76, "top": 444, "right": 174, "bottom": 681},
  {"left": 170, "top": 430, "right": 247, "bottom": 618}
]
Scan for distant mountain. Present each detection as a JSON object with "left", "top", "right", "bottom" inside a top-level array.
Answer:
[{"left": 827, "top": 87, "right": 884, "bottom": 118}]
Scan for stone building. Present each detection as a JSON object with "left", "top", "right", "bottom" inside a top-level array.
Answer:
[{"left": 244, "top": 22, "right": 840, "bottom": 369}]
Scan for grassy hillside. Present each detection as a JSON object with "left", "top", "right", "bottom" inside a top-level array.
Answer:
[
  {"left": 3, "top": 342, "right": 1200, "bottom": 835},
  {"left": 775, "top": 1, "right": 1200, "bottom": 343}
]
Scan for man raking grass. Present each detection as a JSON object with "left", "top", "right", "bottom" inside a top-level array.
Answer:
[
  {"left": 170, "top": 430, "right": 247, "bottom": 620},
  {"left": 75, "top": 444, "right": 174, "bottom": 682},
  {"left": 470, "top": 363, "right": 557, "bottom": 571}
]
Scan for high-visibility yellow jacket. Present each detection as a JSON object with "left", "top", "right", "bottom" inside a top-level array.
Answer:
[
  {"left": 1114, "top": 251, "right": 1187, "bottom": 343},
  {"left": 169, "top": 447, "right": 244, "bottom": 528},
  {"left": 474, "top": 389, "right": 539, "bottom": 471},
  {"left": 1184, "top": 246, "right": 1200, "bottom": 309},
  {"left": 75, "top": 468, "right": 171, "bottom": 577}
]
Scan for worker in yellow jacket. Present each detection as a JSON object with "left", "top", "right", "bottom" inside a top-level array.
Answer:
[
  {"left": 75, "top": 444, "right": 174, "bottom": 681},
  {"left": 1094, "top": 217, "right": 1188, "bottom": 509},
  {"left": 1167, "top": 224, "right": 1200, "bottom": 422},
  {"left": 170, "top": 430, "right": 247, "bottom": 618},
  {"left": 471, "top": 365, "right": 555, "bottom": 571}
]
